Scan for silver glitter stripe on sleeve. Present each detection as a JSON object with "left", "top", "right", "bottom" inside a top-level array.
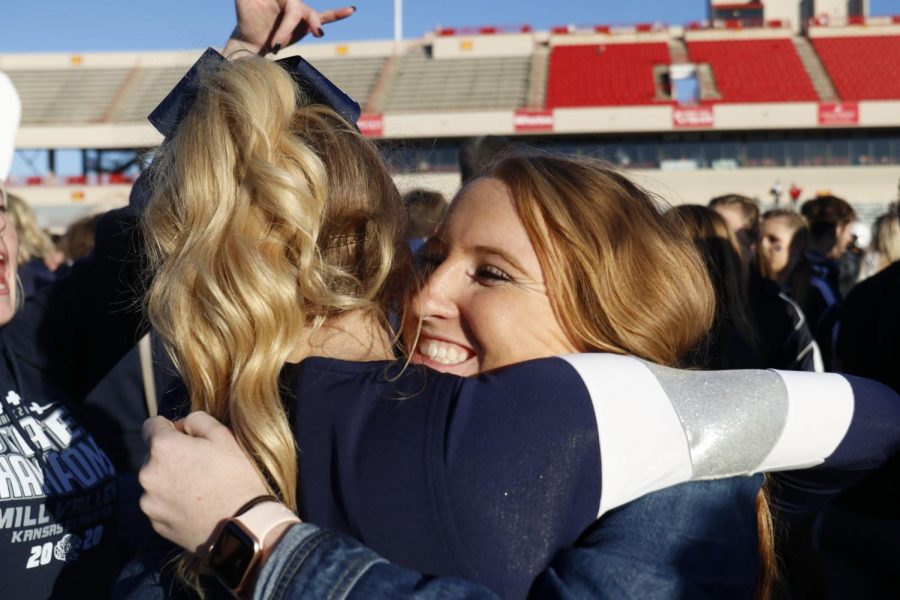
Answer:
[{"left": 640, "top": 362, "right": 789, "bottom": 479}]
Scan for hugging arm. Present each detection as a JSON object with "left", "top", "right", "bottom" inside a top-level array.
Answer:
[{"left": 255, "top": 477, "right": 762, "bottom": 600}]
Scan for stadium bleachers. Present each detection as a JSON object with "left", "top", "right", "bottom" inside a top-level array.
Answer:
[
  {"left": 110, "top": 66, "right": 188, "bottom": 123},
  {"left": 7, "top": 68, "right": 132, "bottom": 124},
  {"left": 546, "top": 43, "right": 670, "bottom": 108},
  {"left": 381, "top": 47, "right": 531, "bottom": 112},
  {"left": 687, "top": 39, "right": 818, "bottom": 103},
  {"left": 306, "top": 56, "right": 386, "bottom": 109},
  {"left": 812, "top": 35, "right": 900, "bottom": 101}
]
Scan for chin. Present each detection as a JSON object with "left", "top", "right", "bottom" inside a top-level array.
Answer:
[{"left": 0, "top": 303, "right": 15, "bottom": 327}]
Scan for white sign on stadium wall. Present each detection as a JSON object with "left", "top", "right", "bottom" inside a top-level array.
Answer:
[
  {"left": 357, "top": 113, "right": 384, "bottom": 138},
  {"left": 818, "top": 103, "right": 859, "bottom": 127},
  {"left": 514, "top": 110, "right": 554, "bottom": 133},
  {"left": 672, "top": 105, "right": 714, "bottom": 129}
]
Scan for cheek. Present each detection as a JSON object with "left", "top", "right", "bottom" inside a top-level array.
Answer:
[{"left": 480, "top": 297, "right": 569, "bottom": 368}]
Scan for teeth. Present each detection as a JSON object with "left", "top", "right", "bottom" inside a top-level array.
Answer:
[{"left": 420, "top": 340, "right": 468, "bottom": 365}]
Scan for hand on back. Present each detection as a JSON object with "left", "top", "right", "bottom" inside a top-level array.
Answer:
[{"left": 139, "top": 412, "right": 270, "bottom": 555}]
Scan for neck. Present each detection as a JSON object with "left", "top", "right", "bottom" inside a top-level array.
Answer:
[{"left": 287, "top": 309, "right": 394, "bottom": 364}]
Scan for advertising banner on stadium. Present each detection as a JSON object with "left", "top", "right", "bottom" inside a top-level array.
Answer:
[
  {"left": 672, "top": 105, "right": 714, "bottom": 128},
  {"left": 514, "top": 110, "right": 554, "bottom": 133},
  {"left": 818, "top": 103, "right": 858, "bottom": 126},
  {"left": 357, "top": 113, "right": 384, "bottom": 138}
]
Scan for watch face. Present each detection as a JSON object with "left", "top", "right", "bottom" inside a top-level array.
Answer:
[{"left": 210, "top": 522, "right": 258, "bottom": 590}]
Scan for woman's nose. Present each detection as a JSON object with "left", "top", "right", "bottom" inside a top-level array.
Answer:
[{"left": 414, "top": 260, "right": 461, "bottom": 321}]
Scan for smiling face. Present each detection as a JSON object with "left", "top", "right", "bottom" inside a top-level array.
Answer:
[
  {"left": 0, "top": 190, "right": 19, "bottom": 325},
  {"left": 408, "top": 177, "right": 576, "bottom": 376}
]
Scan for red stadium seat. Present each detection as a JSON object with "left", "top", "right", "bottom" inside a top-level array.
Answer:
[
  {"left": 108, "top": 173, "right": 134, "bottom": 184},
  {"left": 812, "top": 35, "right": 900, "bottom": 101},
  {"left": 546, "top": 43, "right": 670, "bottom": 107},
  {"left": 687, "top": 39, "right": 818, "bottom": 102}
]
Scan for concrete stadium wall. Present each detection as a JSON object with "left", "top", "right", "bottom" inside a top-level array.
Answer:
[
  {"left": 394, "top": 165, "right": 900, "bottom": 209},
  {"left": 553, "top": 106, "right": 673, "bottom": 133},
  {"left": 684, "top": 28, "right": 794, "bottom": 41},
  {"left": 550, "top": 32, "right": 671, "bottom": 46},
  {"left": 808, "top": 24, "right": 900, "bottom": 38},
  {"left": 13, "top": 98, "right": 900, "bottom": 148},
  {"left": 432, "top": 34, "right": 534, "bottom": 58},
  {"left": 629, "top": 164, "right": 899, "bottom": 206},
  {"left": 12, "top": 165, "right": 897, "bottom": 231}
]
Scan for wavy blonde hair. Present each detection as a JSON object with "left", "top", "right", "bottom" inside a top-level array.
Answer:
[
  {"left": 871, "top": 211, "right": 900, "bottom": 272},
  {"left": 488, "top": 156, "right": 715, "bottom": 367},
  {"left": 143, "top": 55, "right": 409, "bottom": 522},
  {"left": 5, "top": 192, "right": 55, "bottom": 265}
]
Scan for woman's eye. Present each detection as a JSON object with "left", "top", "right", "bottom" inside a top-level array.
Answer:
[{"left": 474, "top": 265, "right": 512, "bottom": 284}]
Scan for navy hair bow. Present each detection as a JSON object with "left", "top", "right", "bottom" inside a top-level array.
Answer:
[{"left": 149, "top": 47, "right": 361, "bottom": 139}]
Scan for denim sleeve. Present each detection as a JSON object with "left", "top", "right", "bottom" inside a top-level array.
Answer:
[
  {"left": 255, "top": 524, "right": 497, "bottom": 600},
  {"left": 257, "top": 478, "right": 762, "bottom": 600}
]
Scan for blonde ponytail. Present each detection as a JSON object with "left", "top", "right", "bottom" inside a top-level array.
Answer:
[{"left": 142, "top": 55, "right": 411, "bottom": 591}]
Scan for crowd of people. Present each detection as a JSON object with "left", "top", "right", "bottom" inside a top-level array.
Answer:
[{"left": 1, "top": 2, "right": 899, "bottom": 599}]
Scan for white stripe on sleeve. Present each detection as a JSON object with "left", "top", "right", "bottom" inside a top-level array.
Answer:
[
  {"left": 561, "top": 354, "right": 692, "bottom": 517},
  {"left": 756, "top": 370, "right": 853, "bottom": 471}
]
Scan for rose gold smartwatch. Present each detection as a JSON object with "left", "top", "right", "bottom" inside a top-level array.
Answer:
[{"left": 208, "top": 496, "right": 301, "bottom": 595}]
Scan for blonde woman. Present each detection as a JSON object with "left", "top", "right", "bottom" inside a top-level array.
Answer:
[
  {"left": 4, "top": 192, "right": 63, "bottom": 294},
  {"left": 868, "top": 211, "right": 900, "bottom": 275}
]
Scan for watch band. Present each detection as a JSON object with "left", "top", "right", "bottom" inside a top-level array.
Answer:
[
  {"left": 234, "top": 501, "right": 301, "bottom": 541},
  {"left": 233, "top": 494, "right": 280, "bottom": 518},
  {"left": 208, "top": 501, "right": 302, "bottom": 595}
]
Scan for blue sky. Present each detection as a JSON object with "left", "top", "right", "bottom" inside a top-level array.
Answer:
[{"left": 1, "top": 0, "right": 897, "bottom": 53}]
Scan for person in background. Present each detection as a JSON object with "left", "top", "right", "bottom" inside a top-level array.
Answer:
[
  {"left": 797, "top": 195, "right": 857, "bottom": 368},
  {"left": 402, "top": 188, "right": 447, "bottom": 253},
  {"left": 770, "top": 180, "right": 784, "bottom": 208},
  {"left": 708, "top": 193, "right": 759, "bottom": 263},
  {"left": 867, "top": 210, "right": 900, "bottom": 276},
  {"left": 757, "top": 208, "right": 808, "bottom": 288},
  {"left": 709, "top": 198, "right": 820, "bottom": 371},
  {"left": 58, "top": 212, "right": 104, "bottom": 264},
  {"left": 65, "top": 209, "right": 183, "bottom": 572},
  {"left": 0, "top": 181, "right": 147, "bottom": 598},
  {"left": 789, "top": 182, "right": 802, "bottom": 210},
  {"left": 755, "top": 209, "right": 822, "bottom": 371},
  {"left": 820, "top": 243, "right": 900, "bottom": 598},
  {"left": 668, "top": 205, "right": 763, "bottom": 370},
  {"left": 5, "top": 192, "right": 63, "bottom": 295}
]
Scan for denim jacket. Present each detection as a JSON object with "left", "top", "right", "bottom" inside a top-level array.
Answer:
[{"left": 255, "top": 476, "right": 763, "bottom": 600}]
